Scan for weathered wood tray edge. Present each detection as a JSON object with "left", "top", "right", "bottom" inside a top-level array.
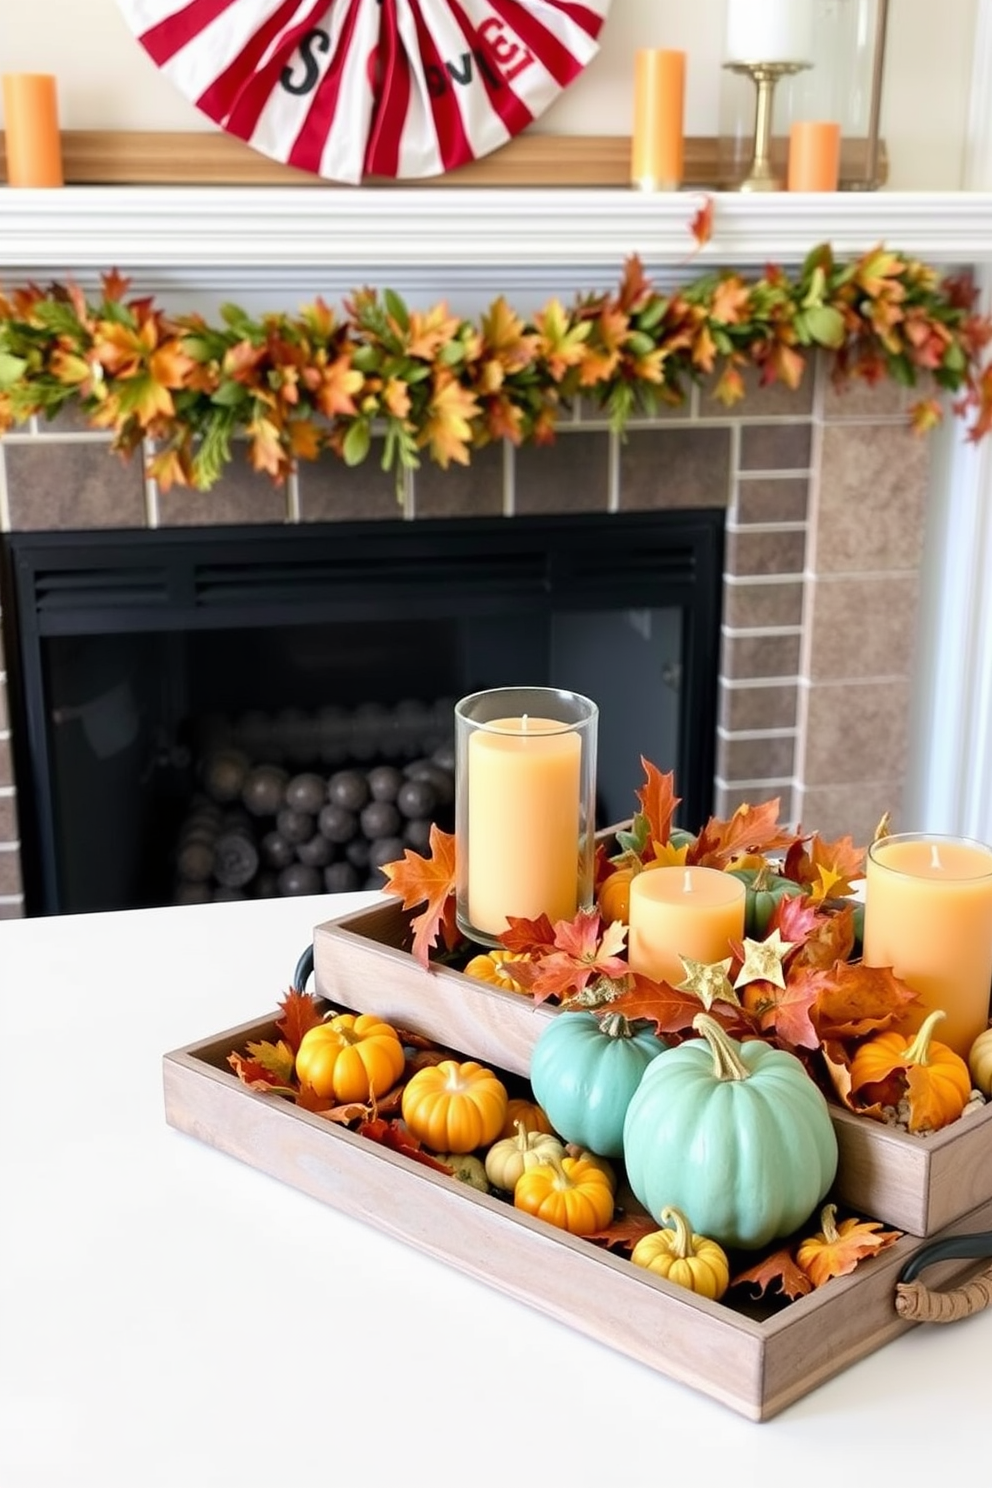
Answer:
[
  {"left": 312, "top": 899, "right": 992, "bottom": 1238},
  {"left": 164, "top": 1006, "right": 992, "bottom": 1423}
]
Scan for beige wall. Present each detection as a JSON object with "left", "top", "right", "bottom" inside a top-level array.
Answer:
[{"left": 0, "top": 0, "right": 978, "bottom": 189}]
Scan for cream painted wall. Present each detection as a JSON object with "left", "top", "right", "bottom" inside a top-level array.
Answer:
[{"left": 0, "top": 0, "right": 978, "bottom": 188}]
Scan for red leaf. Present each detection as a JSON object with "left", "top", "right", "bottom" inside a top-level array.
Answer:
[
  {"left": 742, "top": 964, "right": 821, "bottom": 1050},
  {"left": 380, "top": 825, "right": 458, "bottom": 968},
  {"left": 506, "top": 910, "right": 628, "bottom": 1005},
  {"left": 498, "top": 913, "right": 558, "bottom": 957},
  {"left": 357, "top": 1117, "right": 453, "bottom": 1172},
  {"left": 689, "top": 196, "right": 714, "bottom": 249}
]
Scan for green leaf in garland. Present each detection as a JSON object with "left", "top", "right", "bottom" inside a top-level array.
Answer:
[
  {"left": 342, "top": 419, "right": 372, "bottom": 467},
  {"left": 0, "top": 352, "right": 28, "bottom": 389},
  {"left": 804, "top": 305, "right": 846, "bottom": 349}
]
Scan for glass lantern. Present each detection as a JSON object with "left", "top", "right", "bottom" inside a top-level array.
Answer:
[{"left": 718, "top": 0, "right": 889, "bottom": 191}]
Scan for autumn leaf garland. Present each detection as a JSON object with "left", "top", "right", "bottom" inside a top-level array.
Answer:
[{"left": 2, "top": 240, "right": 992, "bottom": 495}]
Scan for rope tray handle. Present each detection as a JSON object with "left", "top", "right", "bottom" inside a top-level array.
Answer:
[{"left": 895, "top": 1231, "right": 992, "bottom": 1322}]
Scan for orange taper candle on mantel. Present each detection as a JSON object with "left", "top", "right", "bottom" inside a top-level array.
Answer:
[
  {"left": 627, "top": 866, "right": 746, "bottom": 987},
  {"left": 631, "top": 49, "right": 686, "bottom": 191},
  {"left": 787, "top": 120, "right": 841, "bottom": 191},
  {"left": 862, "top": 833, "right": 992, "bottom": 1058},
  {"left": 2, "top": 73, "right": 64, "bottom": 187}
]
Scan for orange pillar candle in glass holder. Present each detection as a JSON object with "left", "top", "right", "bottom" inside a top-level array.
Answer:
[
  {"left": 2, "top": 73, "right": 64, "bottom": 187},
  {"left": 454, "top": 687, "right": 598, "bottom": 947},
  {"left": 787, "top": 120, "right": 841, "bottom": 191},
  {"left": 862, "top": 833, "right": 992, "bottom": 1058},
  {"left": 631, "top": 49, "right": 686, "bottom": 191},
  {"left": 627, "top": 866, "right": 747, "bottom": 987}
]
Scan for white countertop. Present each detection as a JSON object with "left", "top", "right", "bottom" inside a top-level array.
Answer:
[{"left": 1, "top": 891, "right": 989, "bottom": 1487}]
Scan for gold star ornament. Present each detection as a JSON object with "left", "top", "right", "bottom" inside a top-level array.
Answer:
[
  {"left": 733, "top": 929, "right": 798, "bottom": 992},
  {"left": 676, "top": 956, "right": 742, "bottom": 1010}
]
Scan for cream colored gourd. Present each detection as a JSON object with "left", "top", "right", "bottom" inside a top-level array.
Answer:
[
  {"left": 484, "top": 1122, "right": 565, "bottom": 1192},
  {"left": 968, "top": 1026, "right": 992, "bottom": 1096}
]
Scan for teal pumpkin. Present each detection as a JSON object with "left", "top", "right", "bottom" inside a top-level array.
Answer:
[
  {"left": 622, "top": 1013, "right": 838, "bottom": 1250},
  {"left": 530, "top": 1011, "right": 668, "bottom": 1158},
  {"left": 728, "top": 865, "right": 804, "bottom": 937}
]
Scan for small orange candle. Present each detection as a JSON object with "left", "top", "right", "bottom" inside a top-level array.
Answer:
[
  {"left": 627, "top": 867, "right": 746, "bottom": 986},
  {"left": 2, "top": 73, "right": 64, "bottom": 188},
  {"left": 631, "top": 49, "right": 685, "bottom": 191},
  {"left": 863, "top": 833, "right": 992, "bottom": 1058},
  {"left": 466, "top": 716, "right": 583, "bottom": 938},
  {"left": 787, "top": 120, "right": 841, "bottom": 192}
]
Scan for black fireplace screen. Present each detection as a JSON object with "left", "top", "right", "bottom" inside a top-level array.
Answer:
[{"left": 1, "top": 512, "right": 724, "bottom": 916}]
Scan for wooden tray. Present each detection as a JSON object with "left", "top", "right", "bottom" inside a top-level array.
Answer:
[
  {"left": 312, "top": 898, "right": 992, "bottom": 1237},
  {"left": 163, "top": 1005, "right": 992, "bottom": 1422}
]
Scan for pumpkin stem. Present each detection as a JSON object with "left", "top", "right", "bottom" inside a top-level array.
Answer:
[
  {"left": 752, "top": 862, "right": 772, "bottom": 891},
  {"left": 513, "top": 1120, "right": 529, "bottom": 1151},
  {"left": 900, "top": 1009, "right": 947, "bottom": 1068},
  {"left": 597, "top": 1012, "right": 634, "bottom": 1040},
  {"left": 659, "top": 1205, "right": 693, "bottom": 1259},
  {"left": 817, "top": 1202, "right": 840, "bottom": 1244},
  {"left": 691, "top": 1012, "right": 752, "bottom": 1082}
]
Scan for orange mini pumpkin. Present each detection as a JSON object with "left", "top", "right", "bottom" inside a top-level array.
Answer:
[
  {"left": 295, "top": 1013, "right": 405, "bottom": 1103},
  {"left": 401, "top": 1059, "right": 508, "bottom": 1154},
  {"left": 462, "top": 949, "right": 531, "bottom": 995},
  {"left": 849, "top": 1009, "right": 972, "bottom": 1133}
]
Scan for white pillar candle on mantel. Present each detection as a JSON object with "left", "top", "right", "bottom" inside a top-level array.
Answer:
[{"left": 725, "top": 0, "right": 815, "bottom": 64}]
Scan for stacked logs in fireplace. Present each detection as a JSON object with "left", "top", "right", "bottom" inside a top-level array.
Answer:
[{"left": 172, "top": 699, "right": 455, "bottom": 905}]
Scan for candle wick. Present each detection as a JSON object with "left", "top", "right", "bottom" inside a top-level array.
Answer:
[
  {"left": 930, "top": 844, "right": 942, "bottom": 871},
  {"left": 521, "top": 714, "right": 529, "bottom": 732},
  {"left": 682, "top": 868, "right": 692, "bottom": 894}
]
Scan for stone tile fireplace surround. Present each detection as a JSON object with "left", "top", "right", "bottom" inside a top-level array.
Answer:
[{"left": 0, "top": 186, "right": 988, "bottom": 918}]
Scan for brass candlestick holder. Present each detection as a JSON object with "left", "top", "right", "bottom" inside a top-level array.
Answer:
[{"left": 723, "top": 60, "right": 810, "bottom": 192}]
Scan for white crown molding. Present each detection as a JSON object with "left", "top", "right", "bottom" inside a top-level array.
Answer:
[{"left": 2, "top": 187, "right": 992, "bottom": 289}]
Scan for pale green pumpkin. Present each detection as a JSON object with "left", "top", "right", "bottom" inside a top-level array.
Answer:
[
  {"left": 530, "top": 1010, "right": 668, "bottom": 1158},
  {"left": 622, "top": 1013, "right": 838, "bottom": 1250}
]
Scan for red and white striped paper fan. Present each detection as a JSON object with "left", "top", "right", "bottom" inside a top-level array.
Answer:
[{"left": 117, "top": 0, "right": 613, "bottom": 182}]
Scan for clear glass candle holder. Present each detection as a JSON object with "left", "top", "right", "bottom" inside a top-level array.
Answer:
[{"left": 454, "top": 686, "right": 598, "bottom": 948}]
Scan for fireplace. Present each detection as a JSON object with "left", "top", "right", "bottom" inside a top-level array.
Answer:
[
  {"left": 0, "top": 186, "right": 962, "bottom": 919},
  {"left": 1, "top": 510, "right": 723, "bottom": 915}
]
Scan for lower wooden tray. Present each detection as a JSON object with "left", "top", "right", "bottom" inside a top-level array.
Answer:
[
  {"left": 312, "top": 898, "right": 992, "bottom": 1238},
  {"left": 164, "top": 1007, "right": 992, "bottom": 1421}
]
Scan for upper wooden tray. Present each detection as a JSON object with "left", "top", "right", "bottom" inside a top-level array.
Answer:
[{"left": 312, "top": 897, "right": 992, "bottom": 1237}]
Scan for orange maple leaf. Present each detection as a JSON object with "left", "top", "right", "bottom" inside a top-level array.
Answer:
[
  {"left": 689, "top": 799, "right": 797, "bottom": 869},
  {"left": 380, "top": 825, "right": 458, "bottom": 968},
  {"left": 309, "top": 353, "right": 364, "bottom": 418},
  {"left": 741, "top": 963, "right": 820, "bottom": 1050},
  {"left": 635, "top": 759, "right": 681, "bottom": 848},
  {"left": 616, "top": 254, "right": 654, "bottom": 314},
  {"left": 497, "top": 913, "right": 558, "bottom": 957},
  {"left": 276, "top": 986, "right": 325, "bottom": 1053},
  {"left": 227, "top": 1049, "right": 294, "bottom": 1094},
  {"left": 797, "top": 1203, "right": 902, "bottom": 1287},
  {"left": 730, "top": 1246, "right": 814, "bottom": 1302}
]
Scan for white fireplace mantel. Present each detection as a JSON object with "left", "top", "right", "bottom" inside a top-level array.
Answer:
[
  {"left": 2, "top": 188, "right": 992, "bottom": 303},
  {"left": 2, "top": 182, "right": 992, "bottom": 845}
]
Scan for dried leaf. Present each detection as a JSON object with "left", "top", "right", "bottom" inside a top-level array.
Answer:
[
  {"left": 244, "top": 1038, "right": 296, "bottom": 1085},
  {"left": 689, "top": 799, "right": 797, "bottom": 869},
  {"left": 689, "top": 196, "right": 714, "bottom": 249},
  {"left": 498, "top": 913, "right": 559, "bottom": 958},
  {"left": 740, "top": 965, "right": 821, "bottom": 1050},
  {"left": 276, "top": 987, "right": 325, "bottom": 1053},
  {"left": 634, "top": 759, "right": 681, "bottom": 849},
  {"left": 381, "top": 825, "right": 458, "bottom": 967},
  {"left": 730, "top": 1247, "right": 814, "bottom": 1302},
  {"left": 507, "top": 909, "right": 628, "bottom": 1005},
  {"left": 357, "top": 1117, "right": 453, "bottom": 1172},
  {"left": 227, "top": 1050, "right": 294, "bottom": 1094},
  {"left": 797, "top": 1203, "right": 902, "bottom": 1287},
  {"left": 609, "top": 974, "right": 745, "bottom": 1038},
  {"left": 811, "top": 961, "right": 920, "bottom": 1042}
]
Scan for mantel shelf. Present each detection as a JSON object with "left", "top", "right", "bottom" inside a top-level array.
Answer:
[{"left": 2, "top": 186, "right": 992, "bottom": 271}]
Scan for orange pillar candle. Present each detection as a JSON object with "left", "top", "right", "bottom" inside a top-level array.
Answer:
[
  {"left": 631, "top": 49, "right": 686, "bottom": 191},
  {"left": 787, "top": 120, "right": 841, "bottom": 191},
  {"left": 2, "top": 73, "right": 64, "bottom": 188},
  {"left": 627, "top": 867, "right": 747, "bottom": 986},
  {"left": 466, "top": 718, "right": 581, "bottom": 937},
  {"left": 862, "top": 833, "right": 992, "bottom": 1058},
  {"left": 455, "top": 688, "right": 598, "bottom": 945}
]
